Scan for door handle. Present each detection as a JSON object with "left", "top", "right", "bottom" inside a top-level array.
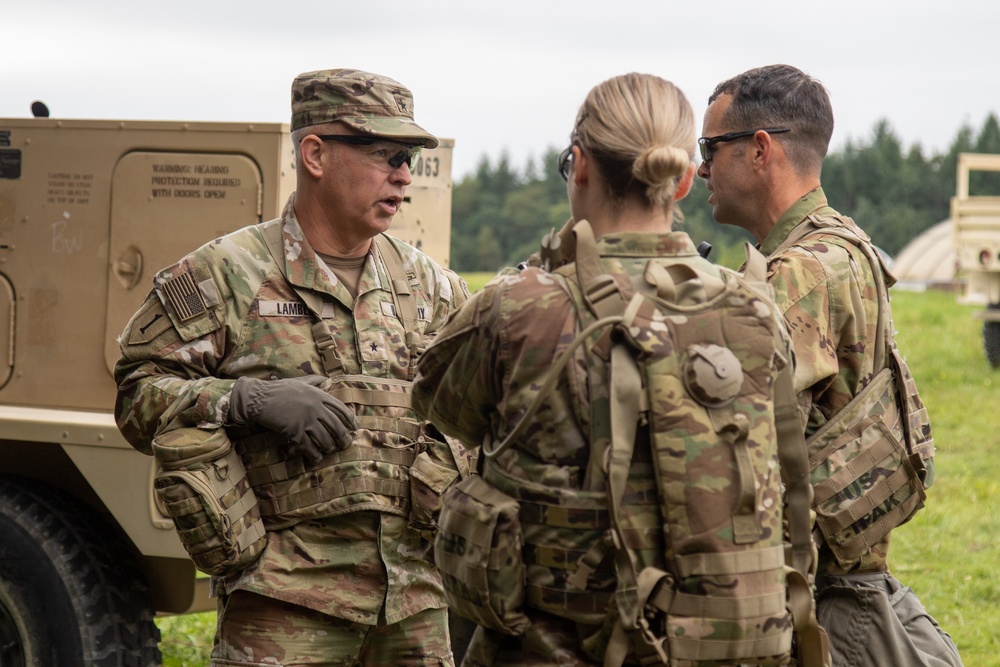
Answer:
[{"left": 114, "top": 246, "right": 144, "bottom": 290}]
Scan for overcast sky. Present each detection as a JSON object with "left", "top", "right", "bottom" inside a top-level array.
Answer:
[{"left": 3, "top": 0, "right": 997, "bottom": 180}]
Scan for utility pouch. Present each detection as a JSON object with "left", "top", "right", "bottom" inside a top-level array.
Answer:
[
  {"left": 808, "top": 368, "right": 926, "bottom": 567},
  {"left": 434, "top": 474, "right": 530, "bottom": 636},
  {"left": 152, "top": 429, "right": 267, "bottom": 577},
  {"left": 409, "top": 448, "right": 461, "bottom": 541}
]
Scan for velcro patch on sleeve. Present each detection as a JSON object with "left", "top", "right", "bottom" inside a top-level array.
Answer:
[
  {"left": 162, "top": 272, "right": 207, "bottom": 322},
  {"left": 126, "top": 297, "right": 175, "bottom": 346}
]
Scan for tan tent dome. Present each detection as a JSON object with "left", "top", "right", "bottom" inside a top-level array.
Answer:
[{"left": 890, "top": 219, "right": 959, "bottom": 290}]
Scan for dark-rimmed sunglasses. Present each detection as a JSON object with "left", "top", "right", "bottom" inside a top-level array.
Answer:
[
  {"left": 557, "top": 145, "right": 575, "bottom": 181},
  {"left": 697, "top": 127, "right": 790, "bottom": 164},
  {"left": 314, "top": 134, "right": 422, "bottom": 169}
]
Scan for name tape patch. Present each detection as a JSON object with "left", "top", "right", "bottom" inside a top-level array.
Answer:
[{"left": 259, "top": 300, "right": 308, "bottom": 317}]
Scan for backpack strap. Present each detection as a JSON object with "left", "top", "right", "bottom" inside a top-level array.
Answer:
[
  {"left": 603, "top": 297, "right": 671, "bottom": 667},
  {"left": 773, "top": 350, "right": 831, "bottom": 666},
  {"left": 573, "top": 220, "right": 627, "bottom": 321},
  {"left": 772, "top": 359, "right": 815, "bottom": 580}
]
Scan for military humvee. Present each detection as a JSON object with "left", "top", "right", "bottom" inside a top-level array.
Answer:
[
  {"left": 0, "top": 111, "right": 454, "bottom": 665},
  {"left": 951, "top": 152, "right": 1000, "bottom": 366}
]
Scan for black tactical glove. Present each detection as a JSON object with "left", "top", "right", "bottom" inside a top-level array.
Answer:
[{"left": 228, "top": 376, "right": 357, "bottom": 464}]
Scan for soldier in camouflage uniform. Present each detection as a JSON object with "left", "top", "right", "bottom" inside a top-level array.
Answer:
[
  {"left": 413, "top": 73, "right": 812, "bottom": 666},
  {"left": 115, "top": 69, "right": 467, "bottom": 666},
  {"left": 697, "top": 64, "right": 962, "bottom": 667}
]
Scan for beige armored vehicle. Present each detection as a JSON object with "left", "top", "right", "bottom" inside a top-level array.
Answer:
[
  {"left": 951, "top": 152, "right": 1000, "bottom": 366},
  {"left": 0, "top": 110, "right": 453, "bottom": 665}
]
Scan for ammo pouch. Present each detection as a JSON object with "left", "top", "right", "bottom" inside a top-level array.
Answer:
[
  {"left": 808, "top": 367, "right": 927, "bottom": 568},
  {"left": 152, "top": 429, "right": 267, "bottom": 577},
  {"left": 434, "top": 474, "right": 530, "bottom": 636}
]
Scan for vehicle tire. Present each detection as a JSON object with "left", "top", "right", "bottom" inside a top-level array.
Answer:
[
  {"left": 985, "top": 304, "right": 1000, "bottom": 368},
  {"left": 0, "top": 477, "right": 162, "bottom": 666}
]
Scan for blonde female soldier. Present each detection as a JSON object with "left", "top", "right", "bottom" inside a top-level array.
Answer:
[{"left": 413, "top": 73, "right": 823, "bottom": 667}]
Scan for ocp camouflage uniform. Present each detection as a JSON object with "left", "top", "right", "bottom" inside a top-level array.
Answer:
[
  {"left": 115, "top": 195, "right": 466, "bottom": 664},
  {"left": 759, "top": 187, "right": 962, "bottom": 666},
  {"left": 759, "top": 187, "right": 889, "bottom": 575},
  {"left": 412, "top": 230, "right": 798, "bottom": 666}
]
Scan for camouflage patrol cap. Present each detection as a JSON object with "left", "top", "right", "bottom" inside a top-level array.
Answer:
[{"left": 291, "top": 69, "right": 439, "bottom": 148}]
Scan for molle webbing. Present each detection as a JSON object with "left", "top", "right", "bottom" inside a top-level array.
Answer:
[
  {"left": 234, "top": 375, "right": 422, "bottom": 528},
  {"left": 237, "top": 431, "right": 414, "bottom": 520},
  {"left": 483, "top": 458, "right": 660, "bottom": 622},
  {"left": 153, "top": 444, "right": 267, "bottom": 576},
  {"left": 240, "top": 433, "right": 416, "bottom": 480},
  {"left": 327, "top": 383, "right": 413, "bottom": 409},
  {"left": 804, "top": 367, "right": 927, "bottom": 563},
  {"left": 257, "top": 474, "right": 410, "bottom": 519}
]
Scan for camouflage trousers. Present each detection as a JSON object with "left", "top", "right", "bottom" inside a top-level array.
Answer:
[
  {"left": 816, "top": 572, "right": 963, "bottom": 667},
  {"left": 210, "top": 590, "right": 454, "bottom": 666}
]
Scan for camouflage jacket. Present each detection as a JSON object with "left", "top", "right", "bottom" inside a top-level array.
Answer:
[
  {"left": 115, "top": 195, "right": 465, "bottom": 624},
  {"left": 760, "top": 187, "right": 893, "bottom": 574}
]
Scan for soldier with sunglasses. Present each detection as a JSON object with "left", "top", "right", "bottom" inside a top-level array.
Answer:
[
  {"left": 697, "top": 64, "right": 962, "bottom": 667},
  {"left": 114, "top": 69, "right": 468, "bottom": 666}
]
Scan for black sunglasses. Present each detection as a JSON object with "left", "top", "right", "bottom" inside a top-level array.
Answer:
[
  {"left": 314, "top": 134, "right": 422, "bottom": 169},
  {"left": 557, "top": 145, "right": 574, "bottom": 181},
  {"left": 698, "top": 127, "right": 790, "bottom": 164}
]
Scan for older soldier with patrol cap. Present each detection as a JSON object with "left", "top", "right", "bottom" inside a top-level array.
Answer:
[
  {"left": 115, "top": 69, "right": 468, "bottom": 666},
  {"left": 697, "top": 64, "right": 962, "bottom": 667}
]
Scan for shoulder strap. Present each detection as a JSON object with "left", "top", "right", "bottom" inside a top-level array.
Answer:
[
  {"left": 573, "top": 220, "right": 627, "bottom": 320},
  {"left": 772, "top": 355, "right": 814, "bottom": 580},
  {"left": 374, "top": 234, "right": 422, "bottom": 378},
  {"left": 603, "top": 318, "right": 672, "bottom": 667}
]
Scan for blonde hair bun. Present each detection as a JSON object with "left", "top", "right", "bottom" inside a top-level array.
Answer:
[{"left": 632, "top": 145, "right": 690, "bottom": 186}]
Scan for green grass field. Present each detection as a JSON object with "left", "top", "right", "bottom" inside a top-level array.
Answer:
[
  {"left": 888, "top": 290, "right": 999, "bottom": 666},
  {"left": 156, "top": 288, "right": 998, "bottom": 666}
]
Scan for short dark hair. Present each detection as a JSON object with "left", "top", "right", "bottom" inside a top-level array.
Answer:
[{"left": 709, "top": 64, "right": 834, "bottom": 174}]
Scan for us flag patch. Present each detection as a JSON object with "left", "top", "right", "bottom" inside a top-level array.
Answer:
[{"left": 163, "top": 272, "right": 207, "bottom": 321}]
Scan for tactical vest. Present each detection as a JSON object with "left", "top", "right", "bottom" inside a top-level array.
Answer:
[
  {"left": 746, "top": 214, "right": 935, "bottom": 569},
  {"left": 436, "top": 221, "right": 827, "bottom": 666},
  {"left": 236, "top": 220, "right": 464, "bottom": 531}
]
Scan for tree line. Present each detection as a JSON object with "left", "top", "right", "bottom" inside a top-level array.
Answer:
[{"left": 449, "top": 114, "right": 1000, "bottom": 272}]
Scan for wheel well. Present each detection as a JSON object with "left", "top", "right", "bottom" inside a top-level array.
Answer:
[
  {"left": 0, "top": 441, "right": 199, "bottom": 613},
  {"left": 0, "top": 440, "right": 105, "bottom": 509}
]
